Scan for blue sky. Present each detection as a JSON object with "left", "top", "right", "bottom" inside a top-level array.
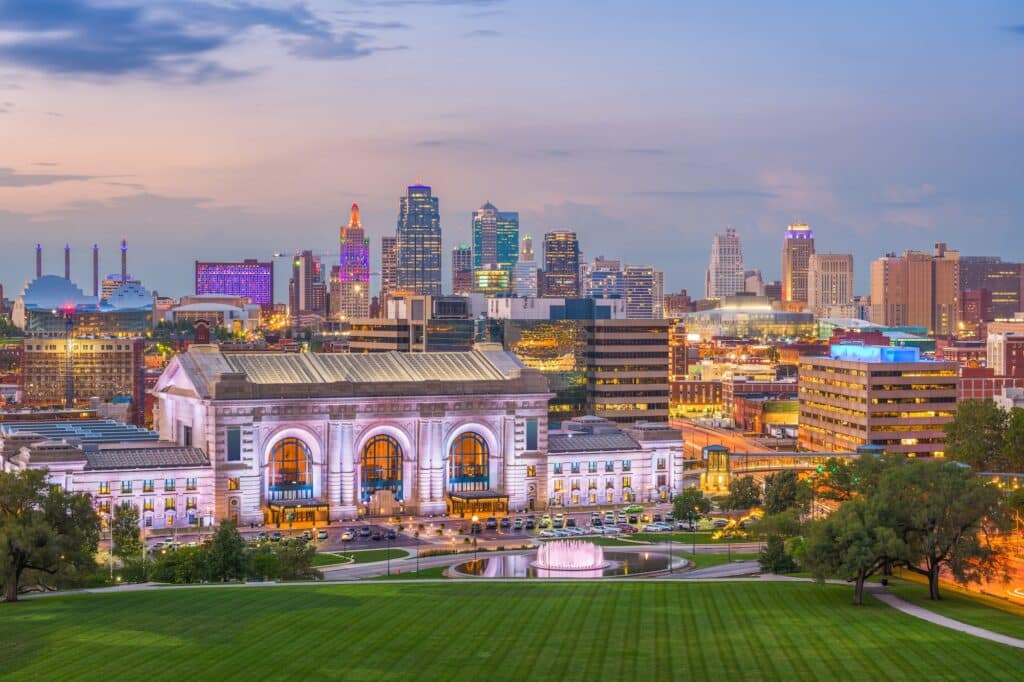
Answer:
[{"left": 0, "top": 0, "right": 1022, "bottom": 301}]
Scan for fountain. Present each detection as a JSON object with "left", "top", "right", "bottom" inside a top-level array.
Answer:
[{"left": 533, "top": 540, "right": 609, "bottom": 571}]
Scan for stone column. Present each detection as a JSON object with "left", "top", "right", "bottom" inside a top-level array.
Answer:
[
  {"left": 418, "top": 420, "right": 432, "bottom": 509},
  {"left": 430, "top": 420, "right": 444, "bottom": 502},
  {"left": 340, "top": 421, "right": 356, "bottom": 515},
  {"left": 327, "top": 421, "right": 342, "bottom": 518}
]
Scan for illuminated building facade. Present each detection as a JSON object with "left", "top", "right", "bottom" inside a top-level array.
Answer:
[
  {"left": 678, "top": 297, "right": 816, "bottom": 341},
  {"left": 194, "top": 259, "right": 274, "bottom": 310},
  {"left": 153, "top": 346, "right": 552, "bottom": 521},
  {"left": 472, "top": 202, "right": 520, "bottom": 273},
  {"left": 623, "top": 265, "right": 663, "bottom": 319},
  {"left": 512, "top": 235, "right": 539, "bottom": 298},
  {"left": 452, "top": 245, "right": 473, "bottom": 295},
  {"left": 542, "top": 231, "right": 581, "bottom": 298},
  {"left": 807, "top": 253, "right": 854, "bottom": 317},
  {"left": 870, "top": 243, "right": 960, "bottom": 335},
  {"left": 798, "top": 344, "right": 958, "bottom": 456},
  {"left": 959, "top": 256, "right": 1021, "bottom": 321},
  {"left": 396, "top": 184, "right": 443, "bottom": 296},
  {"left": 380, "top": 236, "right": 398, "bottom": 302},
  {"left": 288, "top": 250, "right": 327, "bottom": 320},
  {"left": 335, "top": 203, "right": 371, "bottom": 320},
  {"left": 13, "top": 275, "right": 152, "bottom": 336},
  {"left": 473, "top": 267, "right": 510, "bottom": 295},
  {"left": 586, "top": 319, "right": 670, "bottom": 424},
  {"left": 705, "top": 227, "right": 744, "bottom": 300},
  {"left": 781, "top": 223, "right": 815, "bottom": 304}
]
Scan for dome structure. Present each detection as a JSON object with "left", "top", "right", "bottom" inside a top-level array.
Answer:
[
  {"left": 103, "top": 281, "right": 152, "bottom": 311},
  {"left": 18, "top": 275, "right": 96, "bottom": 312}
]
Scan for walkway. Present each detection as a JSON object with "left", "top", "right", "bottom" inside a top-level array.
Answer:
[{"left": 865, "top": 584, "right": 1024, "bottom": 650}]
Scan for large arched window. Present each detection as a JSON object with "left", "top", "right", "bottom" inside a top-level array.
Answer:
[
  {"left": 449, "top": 432, "right": 489, "bottom": 492},
  {"left": 269, "top": 437, "right": 313, "bottom": 501},
  {"left": 361, "top": 435, "right": 403, "bottom": 502}
]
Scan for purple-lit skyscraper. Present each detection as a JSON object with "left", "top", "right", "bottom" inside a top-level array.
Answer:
[
  {"left": 335, "top": 203, "right": 370, "bottom": 319},
  {"left": 195, "top": 259, "right": 275, "bottom": 310}
]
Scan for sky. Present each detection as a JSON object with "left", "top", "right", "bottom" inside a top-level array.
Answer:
[{"left": 1, "top": 0, "right": 1023, "bottom": 302}]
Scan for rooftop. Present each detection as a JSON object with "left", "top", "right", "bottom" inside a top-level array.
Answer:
[
  {"left": 84, "top": 446, "right": 209, "bottom": 471},
  {"left": 548, "top": 432, "right": 641, "bottom": 454},
  {"left": 0, "top": 419, "right": 159, "bottom": 444}
]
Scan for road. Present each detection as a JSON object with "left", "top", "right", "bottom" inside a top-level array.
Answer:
[{"left": 671, "top": 418, "right": 769, "bottom": 457}]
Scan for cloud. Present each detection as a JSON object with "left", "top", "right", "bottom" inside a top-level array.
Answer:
[
  {"left": 463, "top": 29, "right": 502, "bottom": 38},
  {"left": 0, "top": 0, "right": 402, "bottom": 82},
  {"left": 0, "top": 167, "right": 96, "bottom": 188},
  {"left": 1004, "top": 25, "right": 1024, "bottom": 35},
  {"left": 345, "top": 20, "right": 411, "bottom": 30},
  {"left": 633, "top": 189, "right": 778, "bottom": 199},
  {"left": 621, "top": 147, "right": 669, "bottom": 156},
  {"left": 355, "top": 0, "right": 504, "bottom": 7},
  {"left": 540, "top": 149, "right": 573, "bottom": 158}
]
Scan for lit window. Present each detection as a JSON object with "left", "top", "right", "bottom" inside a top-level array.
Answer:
[{"left": 228, "top": 477, "right": 240, "bottom": 491}]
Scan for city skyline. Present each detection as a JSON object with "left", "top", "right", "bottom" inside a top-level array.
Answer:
[{"left": 1, "top": 1, "right": 1023, "bottom": 301}]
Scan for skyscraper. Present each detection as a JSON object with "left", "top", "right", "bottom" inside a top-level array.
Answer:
[
  {"left": 542, "top": 230, "right": 580, "bottom": 298},
  {"left": 623, "top": 265, "right": 663, "bottom": 319},
  {"left": 451, "top": 245, "right": 473, "bottom": 295},
  {"left": 586, "top": 257, "right": 624, "bottom": 299},
  {"left": 195, "top": 259, "right": 274, "bottom": 310},
  {"left": 289, "top": 250, "right": 327, "bottom": 319},
  {"left": 870, "top": 243, "right": 960, "bottom": 335},
  {"left": 396, "top": 184, "right": 442, "bottom": 296},
  {"left": 471, "top": 202, "right": 521, "bottom": 269},
  {"left": 512, "top": 235, "right": 538, "bottom": 298},
  {"left": 704, "top": 228, "right": 744, "bottom": 299},
  {"left": 959, "top": 256, "right": 1021, "bottom": 320},
  {"left": 380, "top": 236, "right": 398, "bottom": 302},
  {"left": 781, "top": 223, "right": 815, "bottom": 304},
  {"left": 807, "top": 253, "right": 854, "bottom": 317},
  {"left": 335, "top": 203, "right": 370, "bottom": 319}
]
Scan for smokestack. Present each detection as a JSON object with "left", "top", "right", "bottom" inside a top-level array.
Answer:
[
  {"left": 121, "top": 238, "right": 127, "bottom": 282},
  {"left": 92, "top": 244, "right": 99, "bottom": 297},
  {"left": 35, "top": 244, "right": 42, "bottom": 278},
  {"left": 64, "top": 244, "right": 71, "bottom": 280}
]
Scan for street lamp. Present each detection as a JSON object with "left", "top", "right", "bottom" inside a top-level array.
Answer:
[
  {"left": 386, "top": 534, "right": 392, "bottom": 576},
  {"left": 471, "top": 514, "right": 479, "bottom": 563},
  {"left": 415, "top": 531, "right": 420, "bottom": 576}
]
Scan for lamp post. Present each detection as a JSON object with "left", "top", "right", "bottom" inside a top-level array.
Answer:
[
  {"left": 668, "top": 533, "right": 673, "bottom": 574},
  {"left": 415, "top": 531, "right": 421, "bottom": 576},
  {"left": 386, "top": 534, "right": 392, "bottom": 577}
]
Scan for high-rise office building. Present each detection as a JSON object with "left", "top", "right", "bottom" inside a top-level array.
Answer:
[
  {"left": 586, "top": 257, "right": 624, "bottom": 299},
  {"left": 380, "top": 236, "right": 398, "bottom": 303},
  {"left": 781, "top": 223, "right": 815, "bottom": 304},
  {"left": 512, "top": 235, "right": 539, "bottom": 298},
  {"left": 798, "top": 344, "right": 957, "bottom": 456},
  {"left": 195, "top": 259, "right": 274, "bottom": 310},
  {"left": 452, "top": 245, "right": 473, "bottom": 295},
  {"left": 333, "top": 203, "right": 370, "bottom": 320},
  {"left": 396, "top": 184, "right": 442, "bottom": 296},
  {"left": 472, "top": 202, "right": 520, "bottom": 272},
  {"left": 959, "top": 256, "right": 1021, "bottom": 321},
  {"left": 807, "top": 253, "right": 854, "bottom": 316},
  {"left": 288, "top": 250, "right": 327, "bottom": 319},
  {"left": 705, "top": 228, "right": 744, "bottom": 299},
  {"left": 623, "top": 265, "right": 662, "bottom": 319},
  {"left": 587, "top": 319, "right": 671, "bottom": 424},
  {"left": 870, "top": 243, "right": 960, "bottom": 335},
  {"left": 542, "top": 230, "right": 580, "bottom": 298}
]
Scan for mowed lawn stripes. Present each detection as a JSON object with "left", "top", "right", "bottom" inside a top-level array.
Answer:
[{"left": 1, "top": 582, "right": 1022, "bottom": 681}]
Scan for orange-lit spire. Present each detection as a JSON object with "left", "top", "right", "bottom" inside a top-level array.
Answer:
[{"left": 349, "top": 202, "right": 361, "bottom": 228}]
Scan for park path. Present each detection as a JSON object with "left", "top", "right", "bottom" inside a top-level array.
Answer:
[{"left": 864, "top": 584, "right": 1024, "bottom": 650}]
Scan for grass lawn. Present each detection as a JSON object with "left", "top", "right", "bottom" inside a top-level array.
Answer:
[
  {"left": 335, "top": 548, "right": 410, "bottom": 564},
  {"left": 310, "top": 552, "right": 352, "bottom": 567},
  {"left": 633, "top": 532, "right": 742, "bottom": 544},
  {"left": 3, "top": 582, "right": 1022, "bottom": 680},
  {"left": 369, "top": 566, "right": 448, "bottom": 580},
  {"left": 540, "top": 536, "right": 641, "bottom": 547},
  {"left": 886, "top": 577, "right": 1024, "bottom": 640},
  {"left": 679, "top": 552, "right": 759, "bottom": 570}
]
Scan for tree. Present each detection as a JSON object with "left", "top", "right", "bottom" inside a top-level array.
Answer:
[
  {"left": 945, "top": 399, "right": 1008, "bottom": 471},
  {"left": 246, "top": 544, "right": 281, "bottom": 581},
  {"left": 763, "top": 470, "right": 800, "bottom": 514},
  {"left": 803, "top": 497, "right": 912, "bottom": 605},
  {"left": 673, "top": 487, "right": 711, "bottom": 525},
  {"left": 111, "top": 502, "right": 143, "bottom": 559},
  {"left": 720, "top": 476, "right": 760, "bottom": 511},
  {"left": 1000, "top": 407, "right": 1024, "bottom": 472},
  {"left": 1, "top": 469, "right": 99, "bottom": 602},
  {"left": 881, "top": 460, "right": 1005, "bottom": 600},
  {"left": 276, "top": 540, "right": 322, "bottom": 581},
  {"left": 757, "top": 536, "right": 796, "bottom": 574},
  {"left": 206, "top": 520, "right": 247, "bottom": 582}
]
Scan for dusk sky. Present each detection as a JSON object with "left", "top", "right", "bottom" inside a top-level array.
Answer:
[{"left": 1, "top": 0, "right": 1022, "bottom": 301}]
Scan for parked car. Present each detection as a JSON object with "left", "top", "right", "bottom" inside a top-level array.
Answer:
[
  {"left": 652, "top": 514, "right": 663, "bottom": 523},
  {"left": 540, "top": 515, "right": 552, "bottom": 528},
  {"left": 471, "top": 522, "right": 482, "bottom": 535},
  {"left": 270, "top": 531, "right": 283, "bottom": 541},
  {"left": 623, "top": 505, "right": 644, "bottom": 514},
  {"left": 255, "top": 532, "right": 268, "bottom": 542},
  {"left": 485, "top": 517, "right": 498, "bottom": 530},
  {"left": 302, "top": 530, "right": 313, "bottom": 541},
  {"left": 525, "top": 518, "right": 536, "bottom": 530},
  {"left": 603, "top": 512, "right": 615, "bottom": 524},
  {"left": 712, "top": 518, "right": 729, "bottom": 529},
  {"left": 617, "top": 513, "right": 627, "bottom": 523},
  {"left": 513, "top": 518, "right": 524, "bottom": 530},
  {"left": 371, "top": 530, "right": 384, "bottom": 541},
  {"left": 340, "top": 530, "right": 355, "bottom": 542},
  {"left": 317, "top": 529, "right": 329, "bottom": 541},
  {"left": 500, "top": 517, "right": 511, "bottom": 530},
  {"left": 566, "top": 517, "right": 577, "bottom": 528},
  {"left": 628, "top": 515, "right": 639, "bottom": 524},
  {"left": 553, "top": 518, "right": 564, "bottom": 529},
  {"left": 642, "top": 524, "right": 664, "bottom": 532},
  {"left": 359, "top": 526, "right": 372, "bottom": 537},
  {"left": 616, "top": 523, "right": 638, "bottom": 534},
  {"left": 386, "top": 529, "right": 397, "bottom": 540},
  {"left": 564, "top": 527, "right": 584, "bottom": 536},
  {"left": 652, "top": 522, "right": 674, "bottom": 531},
  {"left": 676, "top": 521, "right": 698, "bottom": 532},
  {"left": 539, "top": 529, "right": 558, "bottom": 538}
]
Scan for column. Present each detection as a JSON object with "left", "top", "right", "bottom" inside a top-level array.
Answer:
[
  {"left": 418, "top": 420, "right": 432, "bottom": 508},
  {"left": 327, "top": 421, "right": 342, "bottom": 517},
  {"left": 340, "top": 422, "right": 356, "bottom": 512},
  {"left": 422, "top": 420, "right": 446, "bottom": 515}
]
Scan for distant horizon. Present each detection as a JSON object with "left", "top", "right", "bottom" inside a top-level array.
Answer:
[{"left": 2, "top": 1, "right": 1022, "bottom": 301}]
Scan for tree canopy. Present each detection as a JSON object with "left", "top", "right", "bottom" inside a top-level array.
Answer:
[
  {"left": 944, "top": 399, "right": 1021, "bottom": 471},
  {"left": 673, "top": 487, "right": 711, "bottom": 522},
  {"left": 720, "top": 476, "right": 760, "bottom": 511},
  {"left": 111, "top": 502, "right": 143, "bottom": 559}
]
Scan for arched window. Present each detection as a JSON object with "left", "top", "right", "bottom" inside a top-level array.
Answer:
[
  {"left": 268, "top": 437, "right": 313, "bottom": 501},
  {"left": 449, "top": 432, "right": 489, "bottom": 492},
  {"left": 361, "top": 435, "right": 403, "bottom": 502}
]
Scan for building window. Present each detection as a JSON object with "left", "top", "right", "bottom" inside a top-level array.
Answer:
[
  {"left": 449, "top": 432, "right": 489, "bottom": 492},
  {"left": 656, "top": 457, "right": 666, "bottom": 471},
  {"left": 622, "top": 460, "right": 632, "bottom": 472},
  {"left": 570, "top": 462, "right": 581, "bottom": 474},
  {"left": 526, "top": 465, "right": 536, "bottom": 477},
  {"left": 143, "top": 480, "right": 154, "bottom": 493},
  {"left": 186, "top": 478, "right": 197, "bottom": 491},
  {"left": 228, "top": 477, "right": 240, "bottom": 491},
  {"left": 186, "top": 496, "right": 197, "bottom": 510},
  {"left": 571, "top": 479, "right": 580, "bottom": 491},
  {"left": 657, "top": 474, "right": 667, "bottom": 488},
  {"left": 143, "top": 498, "right": 154, "bottom": 512},
  {"left": 605, "top": 477, "right": 614, "bottom": 489},
  {"left": 553, "top": 463, "right": 563, "bottom": 475},
  {"left": 164, "top": 498, "right": 176, "bottom": 511},
  {"left": 554, "top": 480, "right": 563, "bottom": 492},
  {"left": 588, "top": 461, "right": 598, "bottom": 473},
  {"left": 269, "top": 437, "right": 314, "bottom": 501},
  {"left": 226, "top": 427, "right": 242, "bottom": 462},
  {"left": 98, "top": 482, "right": 110, "bottom": 495},
  {"left": 525, "top": 418, "right": 539, "bottom": 450},
  {"left": 164, "top": 479, "right": 176, "bottom": 492},
  {"left": 182, "top": 424, "right": 192, "bottom": 447},
  {"left": 97, "top": 500, "right": 110, "bottom": 514},
  {"left": 605, "top": 461, "right": 615, "bottom": 473},
  {"left": 361, "top": 434, "right": 403, "bottom": 502},
  {"left": 588, "top": 480, "right": 597, "bottom": 490},
  {"left": 120, "top": 481, "right": 132, "bottom": 494},
  {"left": 606, "top": 491, "right": 614, "bottom": 503},
  {"left": 622, "top": 476, "right": 632, "bottom": 489},
  {"left": 166, "top": 514, "right": 175, "bottom": 526}
]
